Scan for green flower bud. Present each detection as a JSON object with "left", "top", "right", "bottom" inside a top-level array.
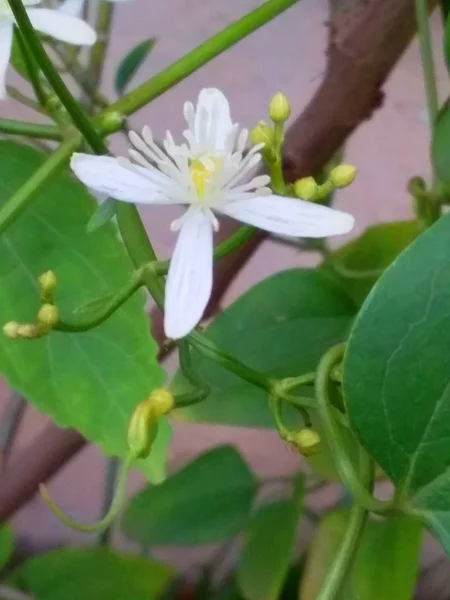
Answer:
[
  {"left": 17, "top": 324, "right": 40, "bottom": 339},
  {"left": 37, "top": 303, "right": 59, "bottom": 327},
  {"left": 39, "top": 271, "right": 57, "bottom": 294},
  {"left": 127, "top": 399, "right": 159, "bottom": 459},
  {"left": 329, "top": 164, "right": 357, "bottom": 189},
  {"left": 249, "top": 121, "right": 274, "bottom": 149},
  {"left": 148, "top": 388, "right": 174, "bottom": 417},
  {"left": 269, "top": 92, "right": 290, "bottom": 123},
  {"left": 291, "top": 428, "right": 321, "bottom": 457},
  {"left": 3, "top": 321, "right": 20, "bottom": 339},
  {"left": 294, "top": 177, "right": 319, "bottom": 201},
  {"left": 100, "top": 110, "right": 126, "bottom": 133}
]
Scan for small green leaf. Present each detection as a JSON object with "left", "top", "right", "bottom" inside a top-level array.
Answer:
[
  {"left": 0, "top": 141, "right": 167, "bottom": 482},
  {"left": 172, "top": 269, "right": 355, "bottom": 428},
  {"left": 432, "top": 100, "right": 450, "bottom": 183},
  {"left": 122, "top": 445, "right": 257, "bottom": 546},
  {"left": 237, "top": 499, "right": 300, "bottom": 600},
  {"left": 9, "top": 548, "right": 174, "bottom": 600},
  {"left": 344, "top": 210, "right": 450, "bottom": 554},
  {"left": 323, "top": 221, "right": 420, "bottom": 305},
  {"left": 0, "top": 527, "right": 14, "bottom": 570},
  {"left": 115, "top": 39, "right": 156, "bottom": 95},
  {"left": 87, "top": 198, "right": 117, "bottom": 232},
  {"left": 11, "top": 34, "right": 29, "bottom": 81},
  {"left": 300, "top": 511, "right": 422, "bottom": 600}
]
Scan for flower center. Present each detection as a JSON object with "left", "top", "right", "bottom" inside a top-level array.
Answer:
[{"left": 190, "top": 156, "right": 222, "bottom": 201}]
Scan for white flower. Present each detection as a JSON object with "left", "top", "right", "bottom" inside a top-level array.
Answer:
[
  {"left": 0, "top": 0, "right": 96, "bottom": 98},
  {"left": 71, "top": 88, "right": 355, "bottom": 340},
  {"left": 58, "top": 0, "right": 132, "bottom": 18}
]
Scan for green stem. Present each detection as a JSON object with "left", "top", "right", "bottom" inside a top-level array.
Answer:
[
  {"left": 99, "top": 0, "right": 299, "bottom": 125},
  {"left": 315, "top": 344, "right": 394, "bottom": 514},
  {"left": 268, "top": 122, "right": 286, "bottom": 194},
  {"left": 7, "top": 85, "right": 46, "bottom": 113},
  {"left": 415, "top": 0, "right": 439, "bottom": 126},
  {"left": 0, "top": 134, "right": 81, "bottom": 233},
  {"left": 0, "top": 118, "right": 61, "bottom": 140},
  {"left": 55, "top": 267, "right": 145, "bottom": 333},
  {"left": 314, "top": 453, "right": 373, "bottom": 600},
  {"left": 7, "top": 0, "right": 105, "bottom": 153},
  {"left": 97, "top": 457, "right": 121, "bottom": 546},
  {"left": 174, "top": 340, "right": 211, "bottom": 407},
  {"left": 14, "top": 26, "right": 48, "bottom": 108}
]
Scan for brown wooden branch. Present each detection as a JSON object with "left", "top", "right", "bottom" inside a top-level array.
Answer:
[{"left": 0, "top": 0, "right": 433, "bottom": 523}]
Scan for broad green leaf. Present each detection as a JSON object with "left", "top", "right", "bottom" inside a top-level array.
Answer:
[
  {"left": 300, "top": 511, "right": 422, "bottom": 600},
  {"left": 122, "top": 445, "right": 257, "bottom": 545},
  {"left": 323, "top": 221, "right": 420, "bottom": 305},
  {"left": 344, "top": 210, "right": 450, "bottom": 553},
  {"left": 0, "top": 527, "right": 14, "bottom": 570},
  {"left": 172, "top": 269, "right": 355, "bottom": 428},
  {"left": 0, "top": 141, "right": 167, "bottom": 482},
  {"left": 115, "top": 39, "right": 156, "bottom": 95},
  {"left": 432, "top": 100, "right": 450, "bottom": 183},
  {"left": 9, "top": 548, "right": 174, "bottom": 600},
  {"left": 237, "top": 499, "right": 301, "bottom": 600},
  {"left": 86, "top": 198, "right": 117, "bottom": 232}
]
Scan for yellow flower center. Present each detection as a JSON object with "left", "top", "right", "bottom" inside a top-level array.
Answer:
[{"left": 190, "top": 157, "right": 221, "bottom": 200}]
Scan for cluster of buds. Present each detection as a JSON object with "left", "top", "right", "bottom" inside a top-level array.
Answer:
[
  {"left": 293, "top": 165, "right": 358, "bottom": 203},
  {"left": 249, "top": 91, "right": 291, "bottom": 162},
  {"left": 287, "top": 428, "right": 321, "bottom": 457},
  {"left": 3, "top": 271, "right": 59, "bottom": 340}
]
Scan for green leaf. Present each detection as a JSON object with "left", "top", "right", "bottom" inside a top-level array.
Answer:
[
  {"left": 172, "top": 269, "right": 355, "bottom": 428},
  {"left": 11, "top": 34, "right": 29, "bottom": 81},
  {"left": 86, "top": 198, "right": 117, "bottom": 232},
  {"left": 300, "top": 511, "right": 422, "bottom": 600},
  {"left": 0, "top": 527, "right": 14, "bottom": 570},
  {"left": 344, "top": 210, "right": 450, "bottom": 553},
  {"left": 9, "top": 548, "right": 174, "bottom": 600},
  {"left": 237, "top": 499, "right": 300, "bottom": 600},
  {"left": 445, "top": 12, "right": 450, "bottom": 72},
  {"left": 122, "top": 445, "right": 257, "bottom": 546},
  {"left": 432, "top": 100, "right": 450, "bottom": 183},
  {"left": 115, "top": 39, "right": 156, "bottom": 95},
  {"left": 323, "top": 221, "right": 420, "bottom": 305},
  {"left": 0, "top": 141, "right": 167, "bottom": 482}
]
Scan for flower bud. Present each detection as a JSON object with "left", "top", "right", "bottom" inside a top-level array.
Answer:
[
  {"left": 127, "top": 399, "right": 158, "bottom": 459},
  {"left": 249, "top": 121, "right": 274, "bottom": 149},
  {"left": 314, "top": 180, "right": 333, "bottom": 201},
  {"left": 148, "top": 388, "right": 174, "bottom": 417},
  {"left": 3, "top": 321, "right": 20, "bottom": 339},
  {"left": 100, "top": 110, "right": 125, "bottom": 133},
  {"left": 37, "top": 303, "right": 59, "bottom": 327},
  {"left": 17, "top": 324, "right": 40, "bottom": 339},
  {"left": 39, "top": 271, "right": 57, "bottom": 294},
  {"left": 269, "top": 92, "right": 290, "bottom": 123},
  {"left": 291, "top": 428, "right": 321, "bottom": 457},
  {"left": 294, "top": 177, "right": 319, "bottom": 201},
  {"left": 329, "top": 164, "right": 357, "bottom": 188}
]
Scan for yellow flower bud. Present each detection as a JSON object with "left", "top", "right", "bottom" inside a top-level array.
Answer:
[
  {"left": 268, "top": 92, "right": 290, "bottom": 123},
  {"left": 314, "top": 180, "right": 334, "bottom": 201},
  {"left": 37, "top": 303, "right": 59, "bottom": 327},
  {"left": 148, "top": 388, "right": 174, "bottom": 417},
  {"left": 294, "top": 177, "right": 319, "bottom": 201},
  {"left": 100, "top": 110, "right": 125, "bottom": 133},
  {"left": 290, "top": 428, "right": 321, "bottom": 457},
  {"left": 249, "top": 121, "right": 274, "bottom": 149},
  {"left": 17, "top": 324, "right": 40, "bottom": 339},
  {"left": 127, "top": 399, "right": 158, "bottom": 459},
  {"left": 38, "top": 271, "right": 57, "bottom": 293},
  {"left": 329, "top": 164, "right": 357, "bottom": 189},
  {"left": 3, "top": 321, "right": 20, "bottom": 339}
]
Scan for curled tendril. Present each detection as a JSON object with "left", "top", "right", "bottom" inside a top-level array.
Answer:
[{"left": 39, "top": 450, "right": 137, "bottom": 532}]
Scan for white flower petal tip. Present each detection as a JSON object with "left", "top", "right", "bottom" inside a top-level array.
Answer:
[{"left": 27, "top": 8, "right": 97, "bottom": 45}]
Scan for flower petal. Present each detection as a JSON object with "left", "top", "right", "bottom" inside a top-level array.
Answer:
[
  {"left": 193, "top": 88, "right": 233, "bottom": 151},
  {"left": 164, "top": 209, "right": 214, "bottom": 339},
  {"left": 71, "top": 154, "right": 178, "bottom": 205},
  {"left": 26, "top": 8, "right": 96, "bottom": 45},
  {"left": 219, "top": 195, "right": 355, "bottom": 238},
  {"left": 58, "top": 0, "right": 84, "bottom": 17},
  {"left": 0, "top": 21, "right": 12, "bottom": 99}
]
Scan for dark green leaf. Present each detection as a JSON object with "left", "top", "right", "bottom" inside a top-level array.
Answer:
[
  {"left": 432, "top": 100, "right": 450, "bottom": 183},
  {"left": 300, "top": 511, "right": 422, "bottom": 600},
  {"left": 87, "top": 198, "right": 117, "bottom": 232},
  {"left": 172, "top": 269, "right": 355, "bottom": 428},
  {"left": 237, "top": 499, "right": 300, "bottom": 600},
  {"left": 0, "top": 527, "right": 14, "bottom": 570},
  {"left": 323, "top": 221, "right": 420, "bottom": 305},
  {"left": 115, "top": 39, "right": 156, "bottom": 95},
  {"left": 9, "top": 548, "right": 174, "bottom": 600},
  {"left": 0, "top": 141, "right": 167, "bottom": 482},
  {"left": 344, "top": 211, "right": 450, "bottom": 553},
  {"left": 122, "top": 445, "right": 257, "bottom": 546},
  {"left": 445, "top": 11, "right": 450, "bottom": 71},
  {"left": 11, "top": 34, "right": 29, "bottom": 81}
]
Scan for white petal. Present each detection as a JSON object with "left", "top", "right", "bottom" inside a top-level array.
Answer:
[
  {"left": 164, "top": 210, "right": 214, "bottom": 339},
  {"left": 58, "top": 0, "right": 84, "bottom": 17},
  {"left": 26, "top": 8, "right": 96, "bottom": 45},
  {"left": 219, "top": 195, "right": 355, "bottom": 238},
  {"left": 0, "top": 21, "right": 12, "bottom": 99},
  {"left": 71, "top": 154, "right": 177, "bottom": 205},
  {"left": 193, "top": 88, "right": 233, "bottom": 151}
]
